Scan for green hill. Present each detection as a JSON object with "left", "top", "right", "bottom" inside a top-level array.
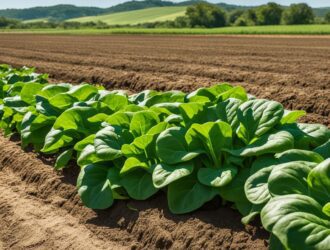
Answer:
[
  {"left": 0, "top": 5, "right": 106, "bottom": 21},
  {"left": 69, "top": 6, "right": 187, "bottom": 25}
]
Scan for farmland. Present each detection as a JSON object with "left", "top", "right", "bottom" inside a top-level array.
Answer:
[
  {"left": 0, "top": 34, "right": 329, "bottom": 250},
  {"left": 68, "top": 6, "right": 187, "bottom": 25}
]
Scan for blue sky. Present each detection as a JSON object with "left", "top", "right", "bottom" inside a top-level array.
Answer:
[{"left": 1, "top": 0, "right": 329, "bottom": 9}]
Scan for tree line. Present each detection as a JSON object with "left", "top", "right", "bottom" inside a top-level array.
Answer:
[
  {"left": 143, "top": 2, "right": 330, "bottom": 29},
  {"left": 0, "top": 2, "right": 330, "bottom": 29}
]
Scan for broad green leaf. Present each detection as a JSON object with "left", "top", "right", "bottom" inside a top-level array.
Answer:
[
  {"left": 121, "top": 169, "right": 158, "bottom": 200},
  {"left": 35, "top": 95, "right": 62, "bottom": 116},
  {"left": 106, "top": 111, "right": 132, "bottom": 128},
  {"left": 153, "top": 102, "right": 182, "bottom": 114},
  {"left": 95, "top": 126, "right": 132, "bottom": 161},
  {"left": 74, "top": 134, "right": 95, "bottom": 152},
  {"left": 168, "top": 175, "right": 217, "bottom": 214},
  {"left": 147, "top": 121, "right": 170, "bottom": 135},
  {"left": 275, "top": 149, "right": 324, "bottom": 163},
  {"left": 250, "top": 155, "right": 279, "bottom": 174},
  {"left": 77, "top": 164, "right": 121, "bottom": 209},
  {"left": 30, "top": 113, "right": 56, "bottom": 131},
  {"left": 245, "top": 165, "right": 273, "bottom": 204},
  {"left": 42, "top": 128, "right": 75, "bottom": 153},
  {"left": 3, "top": 96, "right": 28, "bottom": 112},
  {"left": 122, "top": 134, "right": 154, "bottom": 156},
  {"left": 156, "top": 127, "right": 201, "bottom": 165},
  {"left": 53, "top": 106, "right": 99, "bottom": 135},
  {"left": 314, "top": 139, "right": 330, "bottom": 159},
  {"left": 230, "top": 131, "right": 293, "bottom": 157},
  {"left": 269, "top": 161, "right": 316, "bottom": 197},
  {"left": 261, "top": 194, "right": 330, "bottom": 250},
  {"left": 37, "top": 83, "right": 71, "bottom": 99},
  {"left": 20, "top": 112, "right": 55, "bottom": 150},
  {"left": 77, "top": 144, "right": 104, "bottom": 166},
  {"left": 218, "top": 168, "right": 250, "bottom": 202},
  {"left": 282, "top": 123, "right": 330, "bottom": 149},
  {"left": 20, "top": 82, "right": 44, "bottom": 104},
  {"left": 186, "top": 84, "right": 233, "bottom": 103},
  {"left": 120, "top": 156, "right": 150, "bottom": 175},
  {"left": 215, "top": 98, "right": 242, "bottom": 130},
  {"left": 55, "top": 148, "right": 73, "bottom": 170},
  {"left": 179, "top": 102, "right": 211, "bottom": 127},
  {"left": 67, "top": 84, "right": 98, "bottom": 101},
  {"left": 130, "top": 110, "right": 159, "bottom": 137},
  {"left": 216, "top": 86, "right": 248, "bottom": 102},
  {"left": 323, "top": 203, "right": 330, "bottom": 217},
  {"left": 129, "top": 90, "right": 158, "bottom": 104},
  {"left": 269, "top": 234, "right": 285, "bottom": 250},
  {"left": 165, "top": 114, "right": 182, "bottom": 124},
  {"left": 197, "top": 165, "right": 237, "bottom": 187},
  {"left": 280, "top": 110, "right": 306, "bottom": 124},
  {"left": 237, "top": 99, "right": 284, "bottom": 144},
  {"left": 139, "top": 91, "right": 185, "bottom": 107},
  {"left": 308, "top": 159, "right": 330, "bottom": 205},
  {"left": 186, "top": 121, "right": 232, "bottom": 167},
  {"left": 99, "top": 93, "right": 129, "bottom": 112},
  {"left": 152, "top": 162, "right": 194, "bottom": 189},
  {"left": 48, "top": 93, "right": 77, "bottom": 110},
  {"left": 88, "top": 113, "right": 109, "bottom": 123}
]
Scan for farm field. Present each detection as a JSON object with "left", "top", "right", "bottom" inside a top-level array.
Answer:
[
  {"left": 0, "top": 34, "right": 328, "bottom": 126},
  {"left": 68, "top": 6, "right": 187, "bottom": 25},
  {"left": 0, "top": 34, "right": 329, "bottom": 249}
]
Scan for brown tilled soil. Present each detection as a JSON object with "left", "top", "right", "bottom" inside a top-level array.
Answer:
[
  {"left": 0, "top": 34, "right": 329, "bottom": 249},
  {"left": 0, "top": 135, "right": 268, "bottom": 250},
  {"left": 0, "top": 34, "right": 329, "bottom": 126}
]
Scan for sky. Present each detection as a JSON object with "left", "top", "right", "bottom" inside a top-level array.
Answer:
[{"left": 0, "top": 0, "right": 329, "bottom": 9}]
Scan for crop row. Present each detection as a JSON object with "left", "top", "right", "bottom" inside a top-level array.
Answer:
[{"left": 0, "top": 65, "right": 329, "bottom": 249}]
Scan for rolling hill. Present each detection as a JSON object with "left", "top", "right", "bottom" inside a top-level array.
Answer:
[
  {"left": 0, "top": 5, "right": 106, "bottom": 21},
  {"left": 69, "top": 6, "right": 187, "bottom": 25}
]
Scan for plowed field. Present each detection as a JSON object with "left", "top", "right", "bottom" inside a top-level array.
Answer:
[
  {"left": 0, "top": 34, "right": 329, "bottom": 249},
  {"left": 0, "top": 34, "right": 329, "bottom": 126}
]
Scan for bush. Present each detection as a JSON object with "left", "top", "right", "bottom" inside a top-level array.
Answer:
[
  {"left": 234, "top": 9, "right": 258, "bottom": 26},
  {"left": 0, "top": 16, "right": 20, "bottom": 28},
  {"left": 282, "top": 3, "right": 314, "bottom": 25},
  {"left": 186, "top": 3, "right": 227, "bottom": 28}
]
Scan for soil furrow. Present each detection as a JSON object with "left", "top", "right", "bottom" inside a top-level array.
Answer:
[{"left": 0, "top": 135, "right": 268, "bottom": 250}]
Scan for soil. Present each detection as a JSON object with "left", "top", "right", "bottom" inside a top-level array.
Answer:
[
  {"left": 0, "top": 34, "right": 329, "bottom": 249},
  {"left": 0, "top": 34, "right": 328, "bottom": 126},
  {"left": 0, "top": 135, "right": 268, "bottom": 250}
]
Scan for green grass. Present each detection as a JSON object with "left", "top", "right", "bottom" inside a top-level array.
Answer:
[
  {"left": 68, "top": 6, "right": 187, "bottom": 25},
  {"left": 1, "top": 25, "right": 330, "bottom": 35}
]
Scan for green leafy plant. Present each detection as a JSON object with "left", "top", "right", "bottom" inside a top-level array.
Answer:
[{"left": 0, "top": 65, "right": 329, "bottom": 250}]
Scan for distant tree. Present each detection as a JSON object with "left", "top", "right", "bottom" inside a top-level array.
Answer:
[
  {"left": 325, "top": 11, "right": 330, "bottom": 23},
  {"left": 256, "top": 2, "right": 283, "bottom": 25},
  {"left": 186, "top": 3, "right": 227, "bottom": 28},
  {"left": 0, "top": 17, "right": 20, "bottom": 28},
  {"left": 282, "top": 3, "right": 314, "bottom": 24},
  {"left": 234, "top": 9, "right": 258, "bottom": 26},
  {"left": 174, "top": 16, "right": 191, "bottom": 28},
  {"left": 228, "top": 9, "right": 244, "bottom": 25}
]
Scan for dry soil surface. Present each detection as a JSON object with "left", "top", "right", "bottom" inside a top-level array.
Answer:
[
  {"left": 0, "top": 34, "right": 329, "bottom": 126},
  {"left": 0, "top": 135, "right": 268, "bottom": 250}
]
